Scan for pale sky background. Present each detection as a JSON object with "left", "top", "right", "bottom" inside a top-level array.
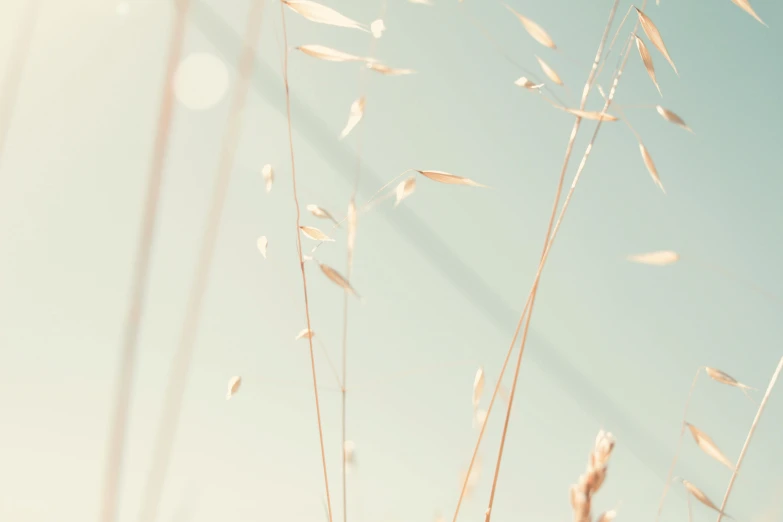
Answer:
[{"left": 1, "top": 1, "right": 782, "bottom": 522}]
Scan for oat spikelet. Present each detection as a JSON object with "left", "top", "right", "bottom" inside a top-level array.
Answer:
[
  {"left": 306, "top": 204, "right": 340, "bottom": 226},
  {"left": 296, "top": 328, "right": 315, "bottom": 340},
  {"left": 634, "top": 35, "right": 662, "bottom": 96},
  {"left": 562, "top": 108, "right": 618, "bottom": 121},
  {"left": 262, "top": 164, "right": 274, "bottom": 193},
  {"left": 626, "top": 251, "right": 679, "bottom": 265},
  {"left": 681, "top": 479, "right": 731, "bottom": 517},
  {"left": 570, "top": 430, "right": 616, "bottom": 522},
  {"left": 536, "top": 56, "right": 564, "bottom": 86},
  {"left": 417, "top": 170, "right": 486, "bottom": 187},
  {"left": 370, "top": 19, "right": 385, "bottom": 38},
  {"left": 656, "top": 106, "right": 692, "bottom": 132},
  {"left": 514, "top": 77, "right": 544, "bottom": 90},
  {"left": 257, "top": 236, "right": 268, "bottom": 258},
  {"left": 395, "top": 176, "right": 416, "bottom": 206},
  {"left": 635, "top": 8, "right": 678, "bottom": 75},
  {"left": 226, "top": 376, "right": 242, "bottom": 400},
  {"left": 639, "top": 142, "right": 665, "bottom": 193},
  {"left": 504, "top": 4, "right": 557, "bottom": 49},
  {"left": 300, "top": 225, "right": 334, "bottom": 242},
  {"left": 319, "top": 262, "right": 359, "bottom": 297},
  {"left": 472, "top": 367, "right": 485, "bottom": 407},
  {"left": 367, "top": 62, "right": 415, "bottom": 75},
  {"left": 705, "top": 367, "right": 756, "bottom": 397},
  {"left": 283, "top": 0, "right": 367, "bottom": 32},
  {"left": 340, "top": 97, "right": 366, "bottom": 140},
  {"left": 731, "top": 0, "right": 767, "bottom": 26},
  {"left": 685, "top": 423, "right": 735, "bottom": 471}
]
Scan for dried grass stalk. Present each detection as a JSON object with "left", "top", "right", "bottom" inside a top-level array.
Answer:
[{"left": 716, "top": 357, "right": 783, "bottom": 522}]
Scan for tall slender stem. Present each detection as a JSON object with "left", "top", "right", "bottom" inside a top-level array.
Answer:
[
  {"left": 483, "top": 4, "right": 622, "bottom": 519},
  {"left": 136, "top": 2, "right": 266, "bottom": 521},
  {"left": 100, "top": 2, "right": 191, "bottom": 521},
  {"left": 716, "top": 357, "right": 783, "bottom": 522},
  {"left": 657, "top": 367, "right": 702, "bottom": 521},
  {"left": 279, "top": 5, "right": 334, "bottom": 522},
  {"left": 451, "top": 3, "right": 622, "bottom": 522}
]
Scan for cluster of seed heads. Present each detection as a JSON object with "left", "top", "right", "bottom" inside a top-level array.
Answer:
[{"left": 570, "top": 430, "right": 616, "bottom": 522}]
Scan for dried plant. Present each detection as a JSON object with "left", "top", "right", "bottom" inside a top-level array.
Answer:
[
  {"left": 83, "top": 0, "right": 778, "bottom": 521},
  {"left": 570, "top": 431, "right": 617, "bottom": 522}
]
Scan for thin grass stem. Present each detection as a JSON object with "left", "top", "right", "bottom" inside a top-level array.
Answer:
[
  {"left": 278, "top": 4, "right": 335, "bottom": 522},
  {"left": 451, "top": 4, "right": 623, "bottom": 522},
  {"left": 716, "top": 357, "right": 783, "bottom": 522},
  {"left": 483, "top": 5, "right": 653, "bottom": 520}
]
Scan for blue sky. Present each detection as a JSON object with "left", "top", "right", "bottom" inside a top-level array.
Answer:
[{"left": 0, "top": 1, "right": 782, "bottom": 522}]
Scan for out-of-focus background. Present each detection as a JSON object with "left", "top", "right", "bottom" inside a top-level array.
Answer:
[{"left": 1, "top": 1, "right": 782, "bottom": 521}]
